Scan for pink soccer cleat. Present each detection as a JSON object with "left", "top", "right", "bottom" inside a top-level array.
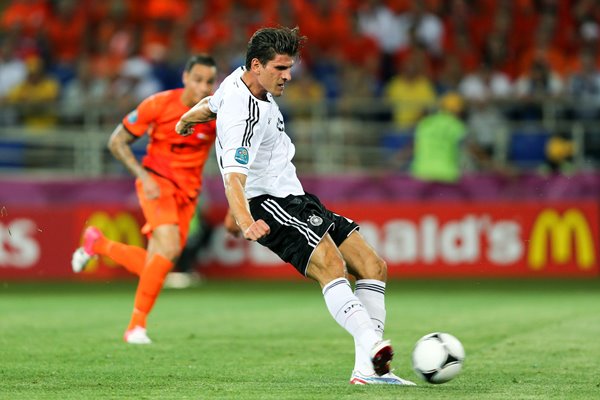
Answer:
[{"left": 71, "top": 226, "right": 103, "bottom": 273}]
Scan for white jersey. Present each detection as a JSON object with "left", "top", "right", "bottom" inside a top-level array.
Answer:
[{"left": 208, "top": 67, "right": 305, "bottom": 198}]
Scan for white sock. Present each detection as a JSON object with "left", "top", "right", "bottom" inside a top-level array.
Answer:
[
  {"left": 322, "top": 278, "right": 380, "bottom": 356},
  {"left": 353, "top": 279, "right": 387, "bottom": 374}
]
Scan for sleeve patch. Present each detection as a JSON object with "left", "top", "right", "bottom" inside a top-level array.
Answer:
[
  {"left": 234, "top": 147, "right": 249, "bottom": 165},
  {"left": 127, "top": 110, "right": 138, "bottom": 124}
]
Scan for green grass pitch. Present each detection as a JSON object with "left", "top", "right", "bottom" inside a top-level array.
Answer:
[{"left": 1, "top": 278, "right": 599, "bottom": 399}]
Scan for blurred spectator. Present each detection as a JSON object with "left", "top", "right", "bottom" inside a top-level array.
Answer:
[
  {"left": 446, "top": 28, "right": 480, "bottom": 75},
  {"left": 566, "top": 50, "right": 600, "bottom": 120},
  {"left": 290, "top": 0, "right": 351, "bottom": 53},
  {"left": 458, "top": 62, "right": 513, "bottom": 104},
  {"left": 44, "top": 0, "right": 89, "bottom": 83},
  {"left": 435, "top": 54, "right": 463, "bottom": 95},
  {"left": 442, "top": 0, "right": 485, "bottom": 69},
  {"left": 91, "top": 0, "right": 137, "bottom": 68},
  {"left": 110, "top": 56, "right": 162, "bottom": 112},
  {"left": 543, "top": 131, "right": 576, "bottom": 175},
  {"left": 517, "top": 13, "right": 568, "bottom": 78},
  {"left": 1, "top": 0, "right": 48, "bottom": 39},
  {"left": 281, "top": 64, "right": 325, "bottom": 120},
  {"left": 393, "top": 24, "right": 435, "bottom": 78},
  {"left": 513, "top": 59, "right": 564, "bottom": 121},
  {"left": 185, "top": 1, "right": 231, "bottom": 54},
  {"left": 396, "top": 0, "right": 444, "bottom": 57},
  {"left": 383, "top": 52, "right": 437, "bottom": 132},
  {"left": 566, "top": 48, "right": 600, "bottom": 167},
  {"left": 5, "top": 56, "right": 60, "bottom": 129},
  {"left": 329, "top": 64, "right": 381, "bottom": 170},
  {"left": 341, "top": 11, "right": 381, "bottom": 86},
  {"left": 408, "top": 92, "right": 467, "bottom": 183},
  {"left": 59, "top": 57, "right": 109, "bottom": 125},
  {"left": 465, "top": 99, "right": 513, "bottom": 176},
  {"left": 0, "top": 37, "right": 27, "bottom": 99},
  {"left": 481, "top": 7, "right": 519, "bottom": 79},
  {"left": 356, "top": 0, "right": 403, "bottom": 81},
  {"left": 0, "top": 38, "right": 27, "bottom": 126}
]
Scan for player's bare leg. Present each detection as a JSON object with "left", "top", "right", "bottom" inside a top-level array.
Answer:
[
  {"left": 306, "top": 234, "right": 394, "bottom": 377},
  {"left": 340, "top": 232, "right": 415, "bottom": 385}
]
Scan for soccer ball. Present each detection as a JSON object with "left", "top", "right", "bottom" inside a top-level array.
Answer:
[{"left": 412, "top": 332, "right": 465, "bottom": 384}]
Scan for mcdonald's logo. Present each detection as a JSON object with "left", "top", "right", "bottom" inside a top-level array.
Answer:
[
  {"left": 527, "top": 208, "right": 596, "bottom": 270},
  {"left": 78, "top": 211, "right": 145, "bottom": 272}
]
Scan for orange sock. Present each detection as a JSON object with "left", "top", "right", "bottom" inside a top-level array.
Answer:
[
  {"left": 92, "top": 236, "right": 146, "bottom": 276},
  {"left": 127, "top": 254, "right": 173, "bottom": 330}
]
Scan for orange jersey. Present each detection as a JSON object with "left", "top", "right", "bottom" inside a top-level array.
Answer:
[{"left": 122, "top": 88, "right": 216, "bottom": 199}]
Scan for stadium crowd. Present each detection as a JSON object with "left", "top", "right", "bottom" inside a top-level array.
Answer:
[{"left": 1, "top": 0, "right": 600, "bottom": 172}]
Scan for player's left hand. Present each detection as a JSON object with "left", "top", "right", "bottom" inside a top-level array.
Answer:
[{"left": 175, "top": 120, "right": 195, "bottom": 136}]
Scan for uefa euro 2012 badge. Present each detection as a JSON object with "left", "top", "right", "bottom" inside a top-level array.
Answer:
[
  {"left": 127, "top": 110, "right": 138, "bottom": 124},
  {"left": 234, "top": 147, "right": 249, "bottom": 165}
]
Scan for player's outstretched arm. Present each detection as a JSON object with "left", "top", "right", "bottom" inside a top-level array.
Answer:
[
  {"left": 176, "top": 96, "right": 216, "bottom": 136},
  {"left": 223, "top": 172, "right": 270, "bottom": 241}
]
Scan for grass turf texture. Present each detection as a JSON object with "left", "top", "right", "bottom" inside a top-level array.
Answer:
[{"left": 1, "top": 279, "right": 599, "bottom": 400}]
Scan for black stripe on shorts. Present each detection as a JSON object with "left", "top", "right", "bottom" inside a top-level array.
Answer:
[{"left": 248, "top": 193, "right": 359, "bottom": 276}]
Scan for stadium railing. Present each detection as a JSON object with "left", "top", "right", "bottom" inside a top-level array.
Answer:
[{"left": 0, "top": 97, "right": 598, "bottom": 177}]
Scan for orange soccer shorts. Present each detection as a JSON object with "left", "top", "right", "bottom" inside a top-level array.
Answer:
[{"left": 135, "top": 173, "right": 197, "bottom": 248}]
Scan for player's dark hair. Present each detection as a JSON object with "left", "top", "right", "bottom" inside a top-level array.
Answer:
[
  {"left": 184, "top": 54, "right": 217, "bottom": 72},
  {"left": 245, "top": 27, "right": 306, "bottom": 69}
]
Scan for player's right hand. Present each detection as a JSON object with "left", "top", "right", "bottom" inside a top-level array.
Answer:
[
  {"left": 142, "top": 175, "right": 161, "bottom": 200},
  {"left": 243, "top": 219, "right": 270, "bottom": 241}
]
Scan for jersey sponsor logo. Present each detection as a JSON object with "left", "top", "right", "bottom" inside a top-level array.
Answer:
[
  {"left": 308, "top": 215, "right": 323, "bottom": 226},
  {"left": 196, "top": 132, "right": 210, "bottom": 140},
  {"left": 127, "top": 110, "right": 138, "bottom": 124},
  {"left": 234, "top": 147, "right": 249, "bottom": 165}
]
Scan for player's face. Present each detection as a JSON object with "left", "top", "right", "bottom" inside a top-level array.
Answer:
[
  {"left": 182, "top": 64, "right": 217, "bottom": 106},
  {"left": 257, "top": 54, "right": 294, "bottom": 97}
]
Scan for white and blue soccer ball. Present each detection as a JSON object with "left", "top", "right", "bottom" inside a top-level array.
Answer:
[{"left": 412, "top": 332, "right": 465, "bottom": 384}]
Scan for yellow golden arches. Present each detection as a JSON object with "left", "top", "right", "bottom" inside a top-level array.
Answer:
[{"left": 528, "top": 209, "right": 596, "bottom": 270}]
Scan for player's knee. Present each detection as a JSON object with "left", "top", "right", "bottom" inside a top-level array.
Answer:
[
  {"left": 328, "top": 255, "right": 347, "bottom": 278},
  {"left": 308, "top": 255, "right": 347, "bottom": 286},
  {"left": 154, "top": 240, "right": 182, "bottom": 262},
  {"left": 361, "top": 254, "right": 388, "bottom": 281}
]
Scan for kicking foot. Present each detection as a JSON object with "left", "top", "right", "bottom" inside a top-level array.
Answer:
[
  {"left": 350, "top": 370, "right": 416, "bottom": 385},
  {"left": 71, "top": 227, "right": 103, "bottom": 273},
  {"left": 124, "top": 326, "right": 152, "bottom": 345},
  {"left": 370, "top": 339, "right": 394, "bottom": 376},
  {"left": 82, "top": 226, "right": 102, "bottom": 255}
]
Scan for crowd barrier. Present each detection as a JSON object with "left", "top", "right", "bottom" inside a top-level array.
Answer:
[{"left": 0, "top": 173, "right": 598, "bottom": 280}]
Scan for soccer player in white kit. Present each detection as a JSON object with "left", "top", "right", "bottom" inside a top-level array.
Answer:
[{"left": 176, "top": 27, "right": 415, "bottom": 386}]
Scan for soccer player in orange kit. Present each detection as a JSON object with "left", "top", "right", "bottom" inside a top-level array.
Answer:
[{"left": 71, "top": 54, "right": 238, "bottom": 344}]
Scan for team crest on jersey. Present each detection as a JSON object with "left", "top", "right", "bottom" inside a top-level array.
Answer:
[
  {"left": 308, "top": 215, "right": 323, "bottom": 226},
  {"left": 277, "top": 117, "right": 284, "bottom": 132},
  {"left": 127, "top": 110, "right": 138, "bottom": 124},
  {"left": 234, "top": 147, "right": 249, "bottom": 165}
]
